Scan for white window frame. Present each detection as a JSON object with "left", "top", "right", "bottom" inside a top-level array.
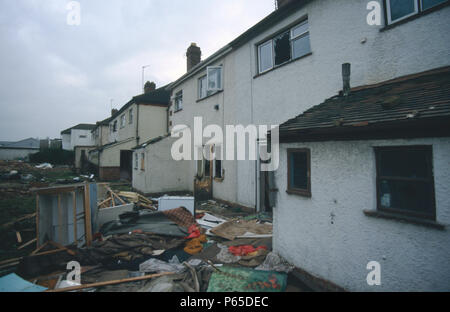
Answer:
[
  {"left": 257, "top": 19, "right": 310, "bottom": 74},
  {"left": 175, "top": 90, "right": 183, "bottom": 111},
  {"left": 198, "top": 75, "right": 208, "bottom": 99},
  {"left": 120, "top": 114, "right": 126, "bottom": 128},
  {"left": 258, "top": 40, "right": 273, "bottom": 74},
  {"left": 386, "top": 0, "right": 419, "bottom": 24},
  {"left": 206, "top": 66, "right": 223, "bottom": 92},
  {"left": 129, "top": 109, "right": 133, "bottom": 124}
]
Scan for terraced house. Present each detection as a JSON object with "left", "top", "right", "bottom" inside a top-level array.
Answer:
[
  {"left": 132, "top": 0, "right": 450, "bottom": 291},
  {"left": 90, "top": 82, "right": 170, "bottom": 181}
]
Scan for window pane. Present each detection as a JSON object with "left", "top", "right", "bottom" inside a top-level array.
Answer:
[
  {"left": 274, "top": 31, "right": 291, "bottom": 65},
  {"left": 207, "top": 67, "right": 222, "bottom": 91},
  {"left": 379, "top": 179, "right": 434, "bottom": 215},
  {"left": 389, "top": 0, "right": 416, "bottom": 21},
  {"left": 291, "top": 21, "right": 309, "bottom": 38},
  {"left": 292, "top": 34, "right": 311, "bottom": 59},
  {"left": 204, "top": 159, "right": 211, "bottom": 177},
  {"left": 421, "top": 0, "right": 447, "bottom": 10},
  {"left": 258, "top": 41, "right": 273, "bottom": 73},
  {"left": 379, "top": 149, "right": 429, "bottom": 178},
  {"left": 290, "top": 152, "right": 308, "bottom": 190},
  {"left": 199, "top": 76, "right": 207, "bottom": 98},
  {"left": 215, "top": 159, "right": 222, "bottom": 178}
]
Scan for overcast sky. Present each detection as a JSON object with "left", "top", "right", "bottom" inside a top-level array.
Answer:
[{"left": 0, "top": 0, "right": 274, "bottom": 141}]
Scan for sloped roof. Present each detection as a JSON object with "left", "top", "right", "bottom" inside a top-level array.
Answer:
[
  {"left": 61, "top": 124, "right": 96, "bottom": 135},
  {"left": 111, "top": 85, "right": 171, "bottom": 121},
  {"left": 0, "top": 138, "right": 39, "bottom": 149},
  {"left": 278, "top": 66, "right": 450, "bottom": 142}
]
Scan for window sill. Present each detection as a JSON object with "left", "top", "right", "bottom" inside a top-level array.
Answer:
[
  {"left": 380, "top": 2, "right": 450, "bottom": 32},
  {"left": 363, "top": 210, "right": 445, "bottom": 230},
  {"left": 196, "top": 90, "right": 223, "bottom": 103},
  {"left": 174, "top": 108, "right": 183, "bottom": 114},
  {"left": 254, "top": 52, "right": 312, "bottom": 79},
  {"left": 286, "top": 189, "right": 311, "bottom": 198},
  {"left": 214, "top": 177, "right": 224, "bottom": 182}
]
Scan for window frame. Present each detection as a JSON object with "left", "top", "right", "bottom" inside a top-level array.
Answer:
[
  {"left": 374, "top": 145, "right": 436, "bottom": 220},
  {"left": 385, "top": 0, "right": 448, "bottom": 25},
  {"left": 198, "top": 75, "right": 208, "bottom": 99},
  {"left": 206, "top": 66, "right": 223, "bottom": 92},
  {"left": 257, "top": 18, "right": 310, "bottom": 74},
  {"left": 120, "top": 114, "right": 126, "bottom": 128},
  {"left": 140, "top": 152, "right": 145, "bottom": 171},
  {"left": 174, "top": 90, "right": 183, "bottom": 111},
  {"left": 286, "top": 148, "right": 311, "bottom": 197},
  {"left": 129, "top": 109, "right": 133, "bottom": 124}
]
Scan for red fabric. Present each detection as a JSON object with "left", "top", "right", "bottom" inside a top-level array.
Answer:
[
  {"left": 228, "top": 245, "right": 267, "bottom": 256},
  {"left": 185, "top": 224, "right": 201, "bottom": 239}
]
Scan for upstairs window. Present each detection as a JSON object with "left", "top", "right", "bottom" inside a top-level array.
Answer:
[
  {"left": 287, "top": 148, "right": 311, "bottom": 197},
  {"left": 120, "top": 114, "right": 126, "bottom": 128},
  {"left": 113, "top": 121, "right": 117, "bottom": 132},
  {"left": 175, "top": 90, "right": 183, "bottom": 111},
  {"left": 386, "top": 0, "right": 448, "bottom": 24},
  {"left": 129, "top": 109, "right": 133, "bottom": 124},
  {"left": 141, "top": 153, "right": 145, "bottom": 171},
  {"left": 375, "top": 146, "right": 435, "bottom": 220},
  {"left": 258, "top": 19, "right": 311, "bottom": 74},
  {"left": 198, "top": 66, "right": 223, "bottom": 99},
  {"left": 134, "top": 153, "right": 138, "bottom": 170}
]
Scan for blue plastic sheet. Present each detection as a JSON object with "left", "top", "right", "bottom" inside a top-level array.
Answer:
[{"left": 0, "top": 273, "right": 47, "bottom": 292}]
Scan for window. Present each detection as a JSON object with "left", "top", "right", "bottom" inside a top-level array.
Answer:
[
  {"left": 287, "top": 148, "right": 311, "bottom": 197},
  {"left": 198, "top": 66, "right": 223, "bottom": 99},
  {"left": 141, "top": 153, "right": 145, "bottom": 171},
  {"left": 134, "top": 153, "right": 138, "bottom": 170},
  {"left": 120, "top": 115, "right": 126, "bottom": 128},
  {"left": 257, "top": 19, "right": 311, "bottom": 74},
  {"left": 214, "top": 145, "right": 223, "bottom": 179},
  {"left": 174, "top": 90, "right": 183, "bottom": 111},
  {"left": 129, "top": 109, "right": 133, "bottom": 124},
  {"left": 113, "top": 120, "right": 117, "bottom": 132},
  {"left": 79, "top": 135, "right": 87, "bottom": 139},
  {"left": 207, "top": 66, "right": 222, "bottom": 92},
  {"left": 375, "top": 146, "right": 435, "bottom": 220},
  {"left": 386, "top": 0, "right": 447, "bottom": 24}
]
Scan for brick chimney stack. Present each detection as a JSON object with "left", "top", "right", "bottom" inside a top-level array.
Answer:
[
  {"left": 144, "top": 81, "right": 156, "bottom": 94},
  {"left": 111, "top": 108, "right": 118, "bottom": 116},
  {"left": 186, "top": 43, "right": 201, "bottom": 72}
]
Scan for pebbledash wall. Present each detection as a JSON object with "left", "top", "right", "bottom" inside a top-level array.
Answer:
[
  {"left": 168, "top": 0, "right": 450, "bottom": 208},
  {"left": 274, "top": 137, "right": 450, "bottom": 291}
]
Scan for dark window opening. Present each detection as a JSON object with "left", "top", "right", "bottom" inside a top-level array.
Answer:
[
  {"left": 287, "top": 148, "right": 311, "bottom": 197},
  {"left": 274, "top": 31, "right": 291, "bottom": 66},
  {"left": 375, "top": 146, "right": 435, "bottom": 220},
  {"left": 215, "top": 159, "right": 222, "bottom": 179}
]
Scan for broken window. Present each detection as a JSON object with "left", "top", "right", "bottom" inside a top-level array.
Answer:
[
  {"left": 257, "top": 19, "right": 311, "bottom": 74},
  {"left": 175, "top": 90, "right": 183, "bottom": 111},
  {"left": 287, "top": 148, "right": 311, "bottom": 197},
  {"left": 274, "top": 31, "right": 291, "bottom": 66},
  {"left": 375, "top": 146, "right": 435, "bottom": 219}
]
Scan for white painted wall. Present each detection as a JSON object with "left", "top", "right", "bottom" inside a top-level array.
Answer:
[
  {"left": 61, "top": 133, "right": 71, "bottom": 151},
  {"left": 166, "top": 0, "right": 450, "bottom": 208},
  {"left": 274, "top": 137, "right": 450, "bottom": 291},
  {"left": 70, "top": 129, "right": 95, "bottom": 149},
  {"left": 133, "top": 137, "right": 191, "bottom": 194}
]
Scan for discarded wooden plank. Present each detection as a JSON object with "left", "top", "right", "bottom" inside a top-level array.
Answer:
[
  {"left": 0, "top": 257, "right": 23, "bottom": 266},
  {"left": 0, "top": 261, "right": 20, "bottom": 270},
  {"left": 31, "top": 241, "right": 50, "bottom": 255},
  {"left": 18, "top": 238, "right": 37, "bottom": 250},
  {"left": 48, "top": 241, "right": 76, "bottom": 256},
  {"left": 45, "top": 272, "right": 175, "bottom": 292},
  {"left": 0, "top": 213, "right": 37, "bottom": 229},
  {"left": 16, "top": 231, "right": 22, "bottom": 244},
  {"left": 98, "top": 197, "right": 112, "bottom": 207},
  {"left": 32, "top": 248, "right": 67, "bottom": 257}
]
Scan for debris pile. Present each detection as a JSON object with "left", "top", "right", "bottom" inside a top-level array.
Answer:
[{"left": 0, "top": 185, "right": 298, "bottom": 292}]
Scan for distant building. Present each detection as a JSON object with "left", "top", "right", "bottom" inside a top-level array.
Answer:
[
  {"left": 60, "top": 124, "right": 96, "bottom": 151},
  {"left": 0, "top": 138, "right": 40, "bottom": 160}
]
